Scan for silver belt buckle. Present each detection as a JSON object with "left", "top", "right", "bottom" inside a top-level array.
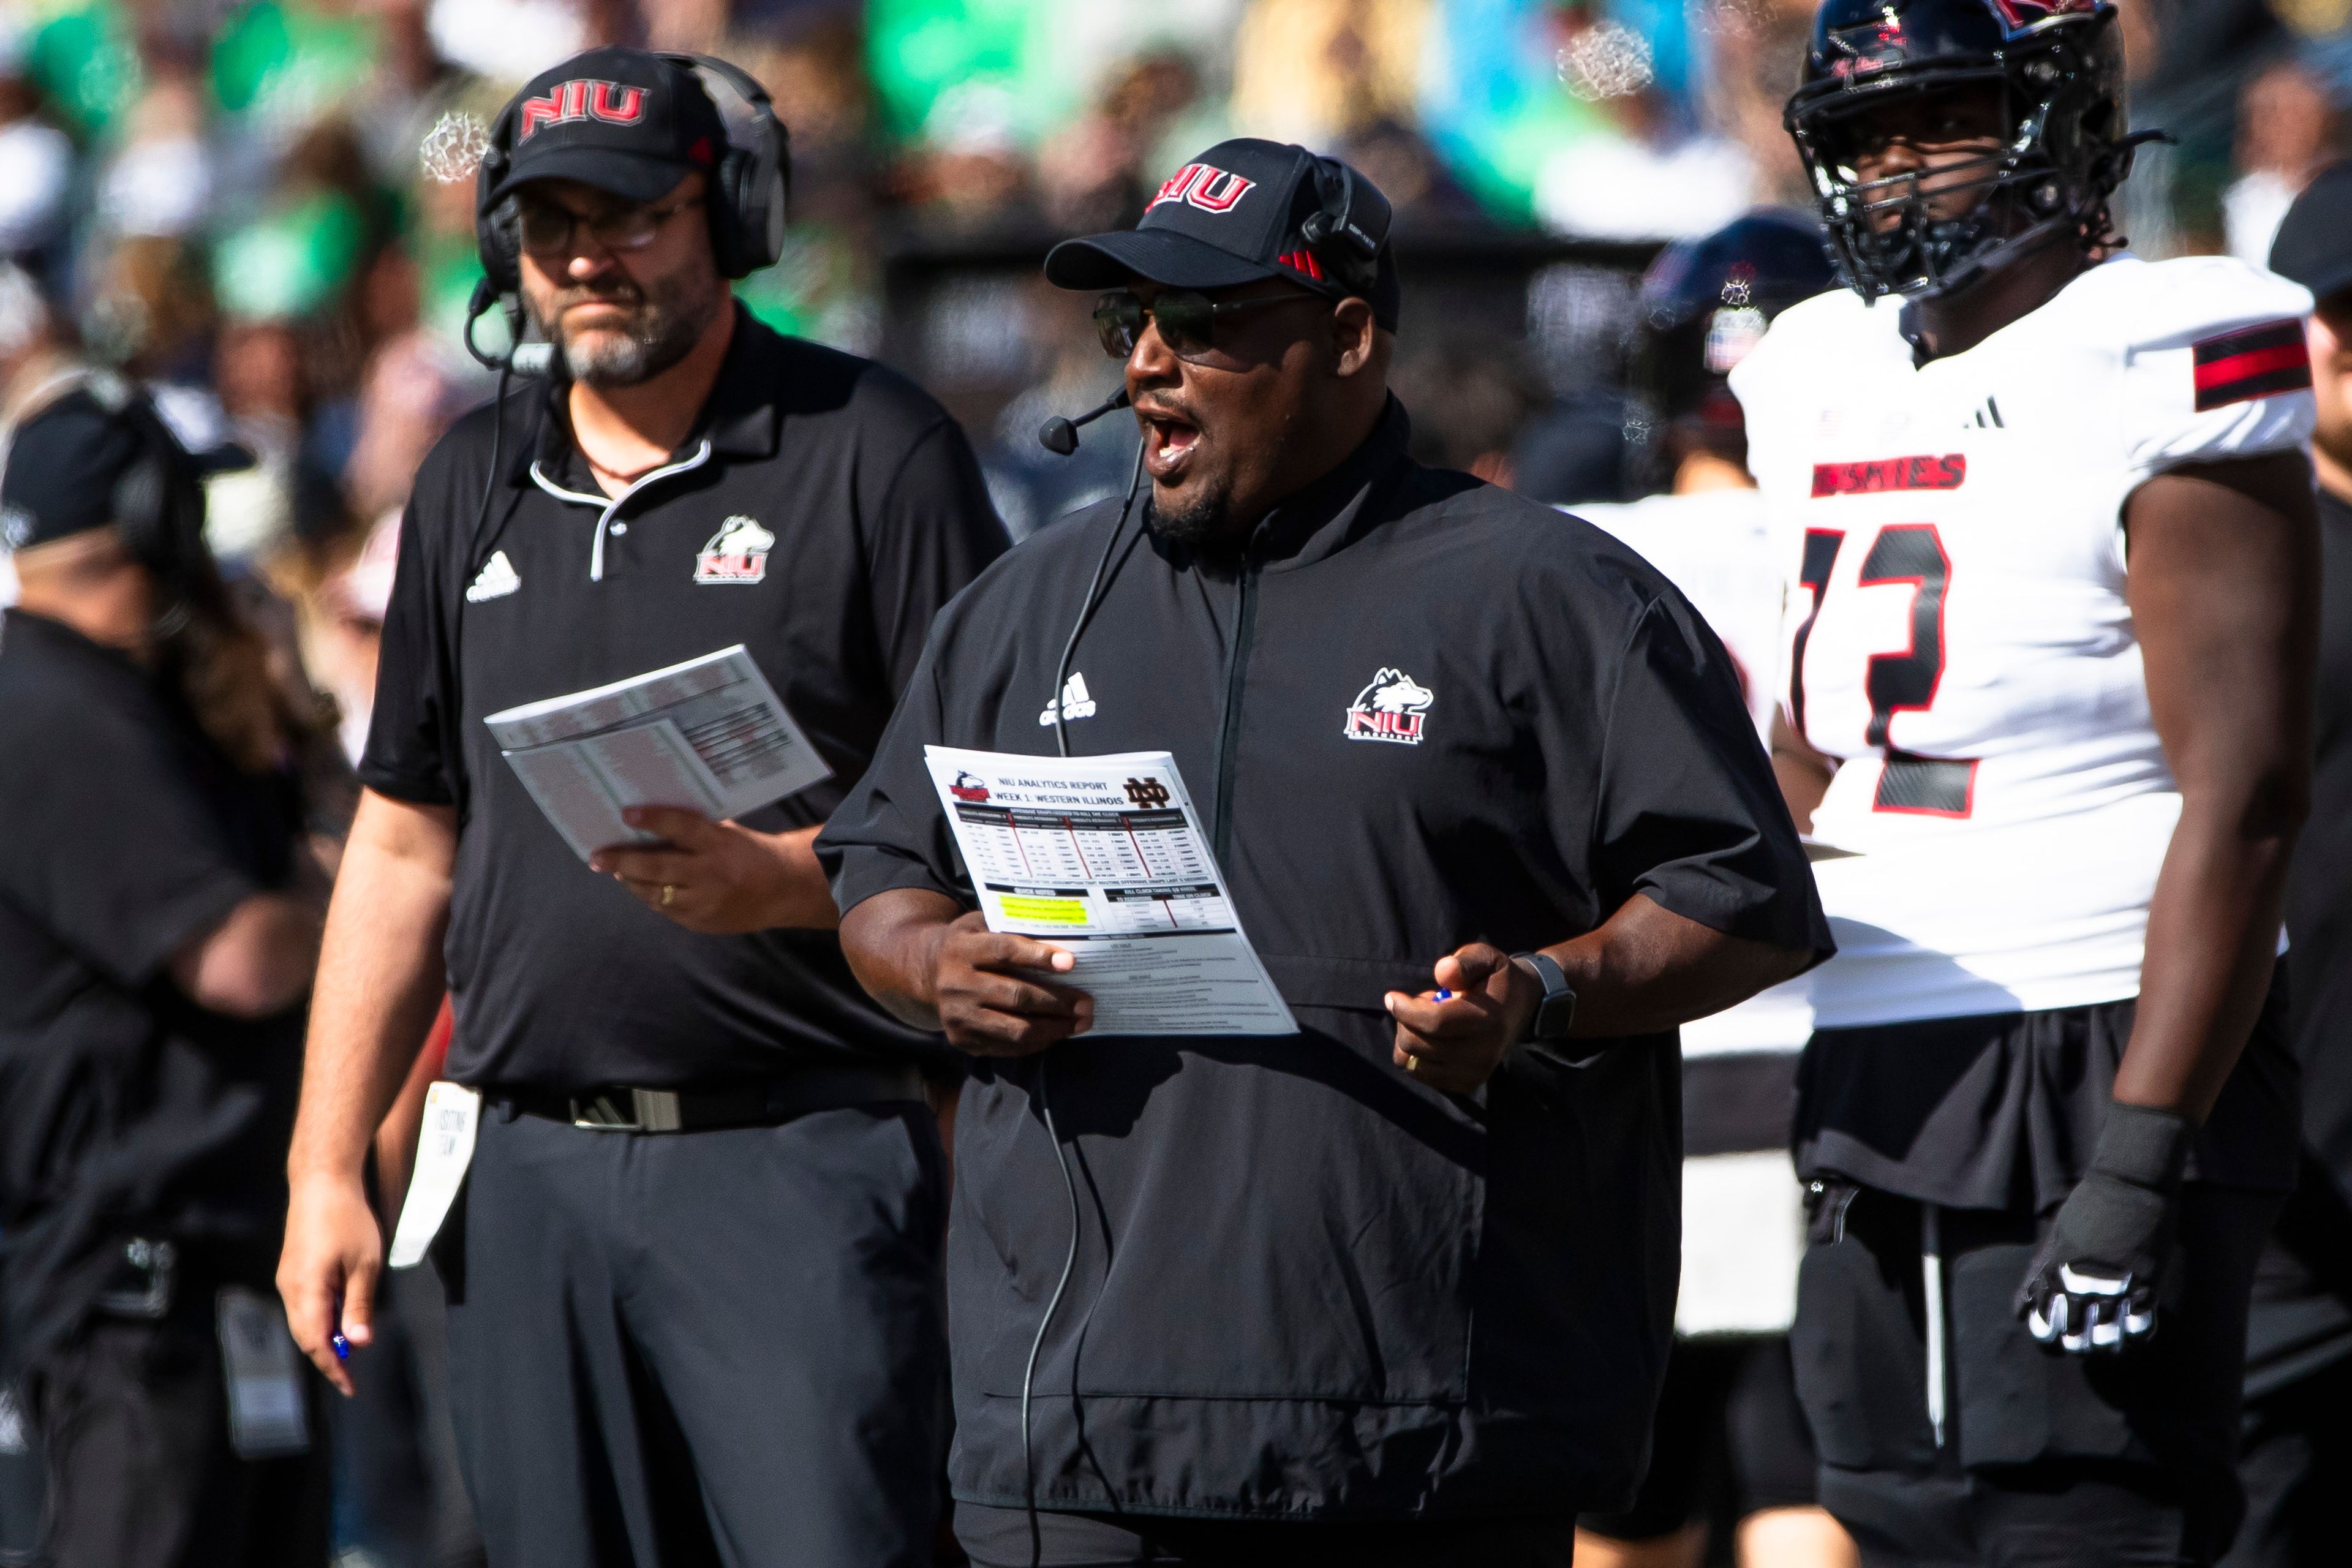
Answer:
[{"left": 568, "top": 1088, "right": 682, "bottom": 1133}]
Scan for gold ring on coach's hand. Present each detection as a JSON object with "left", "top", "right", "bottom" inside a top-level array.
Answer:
[
  {"left": 1403, "top": 1054, "right": 1422, "bottom": 1074},
  {"left": 661, "top": 884, "right": 677, "bottom": 907}
]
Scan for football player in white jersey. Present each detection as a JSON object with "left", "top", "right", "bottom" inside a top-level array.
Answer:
[
  {"left": 1733, "top": 2, "right": 2320, "bottom": 1564},
  {"left": 1574, "top": 214, "right": 1858, "bottom": 1568}
]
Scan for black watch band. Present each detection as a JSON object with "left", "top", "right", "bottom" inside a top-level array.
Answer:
[{"left": 1511, "top": 951, "right": 1578, "bottom": 1041}]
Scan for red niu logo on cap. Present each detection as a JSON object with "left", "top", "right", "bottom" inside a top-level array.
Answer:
[
  {"left": 518, "top": 79, "right": 647, "bottom": 140},
  {"left": 1150, "top": 164, "right": 1256, "bottom": 215}
]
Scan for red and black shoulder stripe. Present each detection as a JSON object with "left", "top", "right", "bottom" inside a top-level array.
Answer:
[{"left": 2192, "top": 319, "right": 2312, "bottom": 411}]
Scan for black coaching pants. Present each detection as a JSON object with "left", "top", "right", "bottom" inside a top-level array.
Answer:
[
  {"left": 436, "top": 1098, "right": 948, "bottom": 1568},
  {"left": 1792, "top": 1182, "right": 2278, "bottom": 1568},
  {"left": 954, "top": 1502, "right": 1579, "bottom": 1566}
]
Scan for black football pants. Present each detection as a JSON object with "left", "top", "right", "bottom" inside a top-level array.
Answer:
[
  {"left": 1793, "top": 1182, "right": 2277, "bottom": 1568},
  {"left": 436, "top": 1099, "right": 948, "bottom": 1568}
]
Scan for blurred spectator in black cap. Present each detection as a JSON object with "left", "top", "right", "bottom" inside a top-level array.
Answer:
[
  {"left": 2230, "top": 158, "right": 2352, "bottom": 1568},
  {"left": 0, "top": 383, "right": 331, "bottom": 1568}
]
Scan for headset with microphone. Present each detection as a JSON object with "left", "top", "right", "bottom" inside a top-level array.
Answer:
[
  {"left": 459, "top": 52, "right": 793, "bottom": 569},
  {"left": 467, "top": 51, "right": 791, "bottom": 374},
  {"left": 1035, "top": 387, "right": 1129, "bottom": 458},
  {"left": 1031, "top": 153, "right": 1386, "bottom": 459}
]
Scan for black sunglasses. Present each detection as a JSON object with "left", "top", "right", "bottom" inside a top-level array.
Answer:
[{"left": 1091, "top": 288, "right": 1316, "bottom": 360}]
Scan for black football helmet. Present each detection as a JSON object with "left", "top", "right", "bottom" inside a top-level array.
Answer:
[
  {"left": 1626, "top": 210, "right": 1837, "bottom": 485},
  {"left": 1786, "top": 0, "right": 2143, "bottom": 300}
]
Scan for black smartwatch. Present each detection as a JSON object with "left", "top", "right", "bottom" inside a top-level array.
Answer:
[{"left": 1510, "top": 951, "right": 1578, "bottom": 1041}]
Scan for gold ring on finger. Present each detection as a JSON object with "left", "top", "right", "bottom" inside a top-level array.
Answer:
[
  {"left": 1403, "top": 1054, "right": 1422, "bottom": 1074},
  {"left": 661, "top": 883, "right": 677, "bottom": 907}
]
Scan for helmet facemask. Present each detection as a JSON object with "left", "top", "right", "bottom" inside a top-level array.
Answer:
[{"left": 1787, "top": 1, "right": 2136, "bottom": 301}]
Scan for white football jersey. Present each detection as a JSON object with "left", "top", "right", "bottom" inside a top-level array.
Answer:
[
  {"left": 1572, "top": 488, "right": 1785, "bottom": 743},
  {"left": 1732, "top": 254, "right": 2315, "bottom": 1029},
  {"left": 1576, "top": 488, "right": 1814, "bottom": 1053}
]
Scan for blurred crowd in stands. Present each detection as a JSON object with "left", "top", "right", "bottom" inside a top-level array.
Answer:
[
  {"left": 0, "top": 0, "right": 2347, "bottom": 582},
  {"left": 0, "top": 2, "right": 2350, "bottom": 1562}
]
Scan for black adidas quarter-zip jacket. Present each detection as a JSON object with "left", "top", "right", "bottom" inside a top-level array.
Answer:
[
  {"left": 818, "top": 398, "right": 1832, "bottom": 1521},
  {"left": 361, "top": 305, "right": 1006, "bottom": 1091}
]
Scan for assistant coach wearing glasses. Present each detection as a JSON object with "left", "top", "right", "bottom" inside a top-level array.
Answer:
[
  {"left": 275, "top": 47, "right": 1004, "bottom": 1567},
  {"left": 820, "top": 140, "right": 1833, "bottom": 1566}
]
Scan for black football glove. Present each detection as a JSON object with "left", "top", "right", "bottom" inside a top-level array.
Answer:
[{"left": 2015, "top": 1101, "right": 2192, "bottom": 1355}]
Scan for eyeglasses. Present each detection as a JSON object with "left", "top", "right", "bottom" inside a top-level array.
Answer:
[
  {"left": 516, "top": 195, "right": 706, "bottom": 258},
  {"left": 1091, "top": 288, "right": 1316, "bottom": 361}
]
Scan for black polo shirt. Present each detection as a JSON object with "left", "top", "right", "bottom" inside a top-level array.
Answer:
[
  {"left": 360, "top": 306, "right": 1006, "bottom": 1092},
  {"left": 0, "top": 611, "right": 307, "bottom": 1374},
  {"left": 817, "top": 399, "right": 1831, "bottom": 1520}
]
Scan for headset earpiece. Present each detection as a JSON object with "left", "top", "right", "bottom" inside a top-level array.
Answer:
[
  {"left": 473, "top": 111, "right": 523, "bottom": 296},
  {"left": 111, "top": 452, "right": 167, "bottom": 565},
  {"left": 1300, "top": 160, "right": 1390, "bottom": 297},
  {"left": 104, "top": 399, "right": 215, "bottom": 621},
  {"left": 660, "top": 53, "right": 791, "bottom": 280},
  {"left": 472, "top": 53, "right": 792, "bottom": 300}
]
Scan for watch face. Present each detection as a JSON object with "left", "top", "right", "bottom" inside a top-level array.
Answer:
[{"left": 1534, "top": 988, "right": 1577, "bottom": 1041}]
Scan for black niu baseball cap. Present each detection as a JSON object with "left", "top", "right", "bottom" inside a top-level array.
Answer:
[
  {"left": 2270, "top": 160, "right": 2352, "bottom": 309},
  {"left": 486, "top": 47, "right": 729, "bottom": 208},
  {"left": 1045, "top": 138, "right": 1402, "bottom": 330}
]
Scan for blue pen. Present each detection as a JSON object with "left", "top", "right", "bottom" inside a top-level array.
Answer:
[
  {"left": 1431, "top": 989, "right": 1455, "bottom": 1002},
  {"left": 332, "top": 1333, "right": 350, "bottom": 1362}
]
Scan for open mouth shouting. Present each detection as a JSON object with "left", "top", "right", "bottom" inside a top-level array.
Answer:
[{"left": 1137, "top": 403, "right": 1204, "bottom": 482}]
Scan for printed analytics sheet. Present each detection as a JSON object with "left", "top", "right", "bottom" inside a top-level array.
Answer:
[
  {"left": 923, "top": 747, "right": 1297, "bottom": 1036},
  {"left": 486, "top": 645, "right": 831, "bottom": 860}
]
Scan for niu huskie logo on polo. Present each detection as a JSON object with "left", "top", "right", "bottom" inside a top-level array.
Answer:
[
  {"left": 1344, "top": 667, "right": 1433, "bottom": 745},
  {"left": 1148, "top": 163, "right": 1256, "bottom": 215},
  {"left": 695, "top": 516, "right": 774, "bottom": 584},
  {"left": 518, "top": 80, "right": 647, "bottom": 140}
]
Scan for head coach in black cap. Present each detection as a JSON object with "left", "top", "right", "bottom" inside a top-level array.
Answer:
[
  {"left": 2237, "top": 163, "right": 2352, "bottom": 1568},
  {"left": 0, "top": 385, "right": 330, "bottom": 1567},
  {"left": 274, "top": 45, "right": 1006, "bottom": 1567},
  {"left": 820, "top": 140, "right": 1833, "bottom": 1566}
]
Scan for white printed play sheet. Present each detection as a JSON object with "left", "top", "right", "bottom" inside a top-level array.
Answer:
[
  {"left": 923, "top": 747, "right": 1297, "bottom": 1036},
  {"left": 485, "top": 645, "right": 830, "bottom": 861}
]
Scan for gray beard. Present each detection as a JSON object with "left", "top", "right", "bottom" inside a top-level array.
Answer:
[{"left": 537, "top": 274, "right": 718, "bottom": 388}]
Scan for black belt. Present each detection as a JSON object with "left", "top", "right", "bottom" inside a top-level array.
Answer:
[{"left": 494, "top": 1061, "right": 925, "bottom": 1134}]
